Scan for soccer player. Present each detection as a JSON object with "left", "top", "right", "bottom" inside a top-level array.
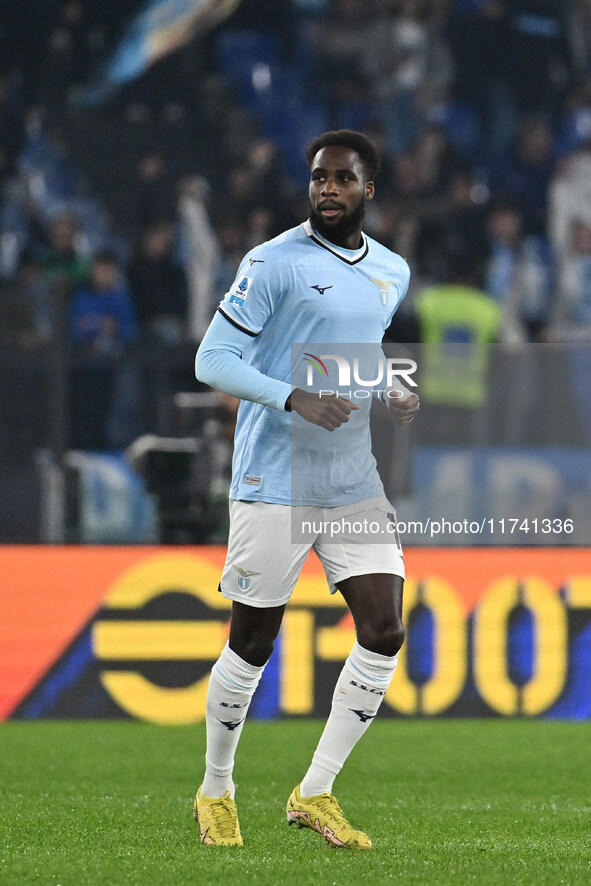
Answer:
[{"left": 194, "top": 129, "right": 419, "bottom": 849}]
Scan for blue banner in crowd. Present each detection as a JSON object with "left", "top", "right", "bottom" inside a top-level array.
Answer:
[{"left": 79, "top": 0, "right": 241, "bottom": 105}]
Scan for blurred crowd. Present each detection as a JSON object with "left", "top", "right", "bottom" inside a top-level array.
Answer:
[{"left": 1, "top": 0, "right": 591, "bottom": 451}]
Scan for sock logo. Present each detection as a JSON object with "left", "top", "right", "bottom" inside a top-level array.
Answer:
[
  {"left": 349, "top": 709, "right": 376, "bottom": 723},
  {"left": 219, "top": 702, "right": 247, "bottom": 709},
  {"left": 217, "top": 717, "right": 246, "bottom": 731},
  {"left": 350, "top": 680, "right": 386, "bottom": 696}
]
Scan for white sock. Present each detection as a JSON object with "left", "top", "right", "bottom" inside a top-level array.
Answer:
[
  {"left": 201, "top": 643, "right": 265, "bottom": 798},
  {"left": 300, "top": 642, "right": 397, "bottom": 797}
]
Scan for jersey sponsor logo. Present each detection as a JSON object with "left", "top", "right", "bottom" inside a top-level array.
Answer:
[
  {"left": 232, "top": 564, "right": 261, "bottom": 590},
  {"left": 310, "top": 283, "right": 333, "bottom": 295},
  {"left": 243, "top": 475, "right": 261, "bottom": 486},
  {"left": 229, "top": 274, "right": 252, "bottom": 307},
  {"left": 249, "top": 258, "right": 265, "bottom": 266},
  {"left": 369, "top": 278, "right": 394, "bottom": 305}
]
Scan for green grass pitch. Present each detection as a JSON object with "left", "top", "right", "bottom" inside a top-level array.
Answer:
[{"left": 1, "top": 720, "right": 590, "bottom": 885}]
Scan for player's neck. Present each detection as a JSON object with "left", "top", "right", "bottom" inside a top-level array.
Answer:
[
  {"left": 328, "top": 230, "right": 364, "bottom": 250},
  {"left": 310, "top": 221, "right": 365, "bottom": 252}
]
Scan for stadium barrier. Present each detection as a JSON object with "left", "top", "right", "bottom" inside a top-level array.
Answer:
[{"left": 2, "top": 546, "right": 590, "bottom": 721}]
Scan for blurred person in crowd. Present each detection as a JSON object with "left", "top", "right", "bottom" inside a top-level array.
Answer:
[
  {"left": 127, "top": 220, "right": 187, "bottom": 344},
  {"left": 40, "top": 211, "right": 90, "bottom": 298},
  {"left": 386, "top": 150, "right": 425, "bottom": 215},
  {"left": 135, "top": 152, "right": 177, "bottom": 227},
  {"left": 548, "top": 137, "right": 591, "bottom": 298},
  {"left": 418, "top": 166, "right": 489, "bottom": 282},
  {"left": 414, "top": 123, "right": 461, "bottom": 194},
  {"left": 306, "top": 0, "right": 371, "bottom": 123},
  {"left": 447, "top": 0, "right": 510, "bottom": 149},
  {"left": 41, "top": 0, "right": 102, "bottom": 108},
  {"left": 214, "top": 217, "right": 248, "bottom": 297},
  {"left": 69, "top": 249, "right": 136, "bottom": 352},
  {"left": 243, "top": 207, "right": 277, "bottom": 252},
  {"left": 490, "top": 117, "right": 555, "bottom": 236},
  {"left": 548, "top": 219, "right": 591, "bottom": 340},
  {"left": 366, "top": 0, "right": 453, "bottom": 154},
  {"left": 554, "top": 78, "right": 591, "bottom": 158},
  {"left": 568, "top": 0, "right": 591, "bottom": 78},
  {"left": 485, "top": 201, "right": 552, "bottom": 340},
  {"left": 244, "top": 138, "right": 290, "bottom": 218},
  {"left": 197, "top": 392, "right": 240, "bottom": 542},
  {"left": 413, "top": 243, "right": 501, "bottom": 443},
  {"left": 177, "top": 175, "right": 220, "bottom": 341},
  {"left": 69, "top": 249, "right": 138, "bottom": 450},
  {"left": 0, "top": 72, "right": 25, "bottom": 185},
  {"left": 504, "top": 0, "right": 571, "bottom": 121},
  {"left": 12, "top": 254, "right": 55, "bottom": 345},
  {"left": 224, "top": 165, "right": 258, "bottom": 223}
]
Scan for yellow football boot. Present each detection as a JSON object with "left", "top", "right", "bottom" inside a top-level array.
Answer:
[
  {"left": 194, "top": 787, "right": 243, "bottom": 846},
  {"left": 286, "top": 784, "right": 372, "bottom": 849}
]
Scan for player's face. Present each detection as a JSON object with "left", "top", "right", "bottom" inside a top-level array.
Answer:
[{"left": 308, "top": 146, "right": 374, "bottom": 249}]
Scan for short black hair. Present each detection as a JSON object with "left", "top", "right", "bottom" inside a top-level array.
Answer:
[{"left": 305, "top": 130, "right": 381, "bottom": 182}]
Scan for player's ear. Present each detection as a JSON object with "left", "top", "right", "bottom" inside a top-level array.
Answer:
[{"left": 365, "top": 181, "right": 375, "bottom": 201}]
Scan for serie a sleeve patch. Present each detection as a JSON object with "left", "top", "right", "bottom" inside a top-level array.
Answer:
[{"left": 228, "top": 274, "right": 252, "bottom": 307}]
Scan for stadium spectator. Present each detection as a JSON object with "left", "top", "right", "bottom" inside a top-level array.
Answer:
[
  {"left": 547, "top": 218, "right": 591, "bottom": 340},
  {"left": 568, "top": 0, "right": 591, "bottom": 78},
  {"left": 306, "top": 0, "right": 372, "bottom": 126},
  {"left": 40, "top": 211, "right": 91, "bottom": 299},
  {"left": 0, "top": 73, "right": 25, "bottom": 185},
  {"left": 413, "top": 244, "right": 501, "bottom": 440},
  {"left": 447, "top": 0, "right": 511, "bottom": 151},
  {"left": 417, "top": 165, "right": 489, "bottom": 283},
  {"left": 489, "top": 117, "right": 556, "bottom": 236},
  {"left": 548, "top": 137, "right": 591, "bottom": 298},
  {"left": 177, "top": 175, "right": 220, "bottom": 341},
  {"left": 69, "top": 249, "right": 136, "bottom": 352},
  {"left": 485, "top": 201, "right": 552, "bottom": 340},
  {"left": 135, "top": 151, "right": 177, "bottom": 228},
  {"left": 504, "top": 0, "right": 571, "bottom": 121},
  {"left": 365, "top": 0, "right": 453, "bottom": 155},
  {"left": 127, "top": 221, "right": 187, "bottom": 344},
  {"left": 69, "top": 249, "right": 138, "bottom": 449}
]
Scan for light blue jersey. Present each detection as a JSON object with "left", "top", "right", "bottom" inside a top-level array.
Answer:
[{"left": 196, "top": 221, "right": 410, "bottom": 506}]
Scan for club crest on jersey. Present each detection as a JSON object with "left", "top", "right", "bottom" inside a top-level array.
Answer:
[
  {"left": 369, "top": 278, "right": 394, "bottom": 305},
  {"left": 229, "top": 274, "right": 252, "bottom": 307}
]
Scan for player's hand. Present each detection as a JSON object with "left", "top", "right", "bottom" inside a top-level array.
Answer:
[
  {"left": 288, "top": 388, "right": 360, "bottom": 431},
  {"left": 385, "top": 389, "right": 420, "bottom": 425}
]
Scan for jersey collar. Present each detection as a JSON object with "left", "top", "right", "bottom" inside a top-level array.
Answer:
[{"left": 304, "top": 219, "right": 369, "bottom": 265}]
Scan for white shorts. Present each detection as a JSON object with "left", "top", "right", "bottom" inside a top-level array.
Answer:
[{"left": 220, "top": 497, "right": 405, "bottom": 609}]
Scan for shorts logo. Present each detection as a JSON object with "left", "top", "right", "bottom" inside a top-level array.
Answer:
[
  {"left": 232, "top": 564, "right": 261, "bottom": 590},
  {"left": 229, "top": 275, "right": 252, "bottom": 307}
]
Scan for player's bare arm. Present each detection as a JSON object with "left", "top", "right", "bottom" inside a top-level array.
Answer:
[{"left": 286, "top": 388, "right": 360, "bottom": 431}]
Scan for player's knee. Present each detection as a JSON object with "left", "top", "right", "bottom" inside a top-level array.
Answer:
[
  {"left": 230, "top": 632, "right": 275, "bottom": 668},
  {"left": 358, "top": 621, "right": 405, "bottom": 658}
]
